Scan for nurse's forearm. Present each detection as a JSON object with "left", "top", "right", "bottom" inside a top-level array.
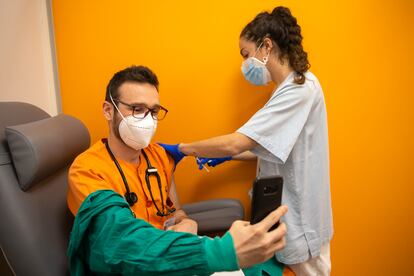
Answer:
[
  {"left": 232, "top": 151, "right": 257, "bottom": 161},
  {"left": 179, "top": 132, "right": 257, "bottom": 158}
]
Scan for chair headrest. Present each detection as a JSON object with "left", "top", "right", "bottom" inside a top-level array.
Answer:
[
  {"left": 0, "top": 102, "right": 50, "bottom": 154},
  {"left": 5, "top": 114, "right": 90, "bottom": 191}
]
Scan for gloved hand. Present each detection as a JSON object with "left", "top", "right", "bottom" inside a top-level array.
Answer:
[
  {"left": 196, "top": 156, "right": 232, "bottom": 170},
  {"left": 158, "top": 143, "right": 186, "bottom": 165}
]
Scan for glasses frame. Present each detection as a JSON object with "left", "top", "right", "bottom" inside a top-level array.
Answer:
[{"left": 112, "top": 99, "right": 168, "bottom": 121}]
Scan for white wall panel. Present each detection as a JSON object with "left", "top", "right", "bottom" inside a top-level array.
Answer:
[{"left": 0, "top": 0, "right": 60, "bottom": 115}]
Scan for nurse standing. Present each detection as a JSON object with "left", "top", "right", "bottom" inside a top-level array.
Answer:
[{"left": 161, "top": 6, "right": 333, "bottom": 276}]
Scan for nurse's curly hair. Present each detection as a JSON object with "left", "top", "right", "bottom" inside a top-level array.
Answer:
[{"left": 240, "top": 6, "right": 310, "bottom": 85}]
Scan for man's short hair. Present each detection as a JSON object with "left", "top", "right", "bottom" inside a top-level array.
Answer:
[{"left": 105, "top": 65, "right": 159, "bottom": 102}]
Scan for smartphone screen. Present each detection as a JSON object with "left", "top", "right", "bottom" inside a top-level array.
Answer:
[{"left": 250, "top": 176, "right": 283, "bottom": 231}]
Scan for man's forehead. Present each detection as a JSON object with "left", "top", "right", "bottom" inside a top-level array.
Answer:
[{"left": 118, "top": 82, "right": 159, "bottom": 104}]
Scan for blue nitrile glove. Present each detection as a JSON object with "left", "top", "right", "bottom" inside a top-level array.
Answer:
[
  {"left": 196, "top": 157, "right": 232, "bottom": 170},
  {"left": 158, "top": 143, "right": 186, "bottom": 165}
]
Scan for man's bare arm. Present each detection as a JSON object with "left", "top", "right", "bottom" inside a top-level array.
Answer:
[{"left": 168, "top": 176, "right": 198, "bottom": 234}]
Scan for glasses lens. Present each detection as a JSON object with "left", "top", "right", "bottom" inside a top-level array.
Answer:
[
  {"left": 153, "top": 108, "right": 167, "bottom": 121},
  {"left": 132, "top": 106, "right": 149, "bottom": 119},
  {"left": 131, "top": 105, "right": 167, "bottom": 120}
]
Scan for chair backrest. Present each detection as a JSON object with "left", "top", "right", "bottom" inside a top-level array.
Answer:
[{"left": 0, "top": 102, "right": 90, "bottom": 276}]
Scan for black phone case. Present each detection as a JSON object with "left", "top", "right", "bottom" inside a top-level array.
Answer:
[{"left": 250, "top": 176, "right": 283, "bottom": 231}]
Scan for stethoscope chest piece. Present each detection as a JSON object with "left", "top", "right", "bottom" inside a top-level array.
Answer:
[{"left": 124, "top": 191, "right": 138, "bottom": 206}]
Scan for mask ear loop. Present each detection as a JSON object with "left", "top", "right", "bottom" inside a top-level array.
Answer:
[
  {"left": 253, "top": 41, "right": 270, "bottom": 65},
  {"left": 109, "top": 92, "right": 127, "bottom": 121},
  {"left": 109, "top": 92, "right": 140, "bottom": 139},
  {"left": 253, "top": 41, "right": 264, "bottom": 58},
  {"left": 263, "top": 51, "right": 270, "bottom": 64}
]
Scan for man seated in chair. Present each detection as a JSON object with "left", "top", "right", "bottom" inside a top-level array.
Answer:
[
  {"left": 66, "top": 65, "right": 288, "bottom": 275},
  {"left": 67, "top": 65, "right": 197, "bottom": 234}
]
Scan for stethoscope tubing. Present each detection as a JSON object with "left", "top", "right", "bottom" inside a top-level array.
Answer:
[{"left": 103, "top": 138, "right": 175, "bottom": 217}]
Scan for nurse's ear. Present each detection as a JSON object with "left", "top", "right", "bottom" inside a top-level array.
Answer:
[
  {"left": 103, "top": 101, "right": 114, "bottom": 121},
  {"left": 264, "top": 37, "right": 285, "bottom": 65},
  {"left": 263, "top": 37, "right": 274, "bottom": 53}
]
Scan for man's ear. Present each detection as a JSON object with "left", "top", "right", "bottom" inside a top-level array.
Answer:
[{"left": 103, "top": 101, "right": 113, "bottom": 121}]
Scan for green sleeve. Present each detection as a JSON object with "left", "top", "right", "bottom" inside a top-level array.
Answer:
[
  {"left": 203, "top": 232, "right": 239, "bottom": 272},
  {"left": 85, "top": 204, "right": 239, "bottom": 275}
]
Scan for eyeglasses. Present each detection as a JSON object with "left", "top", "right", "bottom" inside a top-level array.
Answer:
[{"left": 113, "top": 99, "right": 168, "bottom": 121}]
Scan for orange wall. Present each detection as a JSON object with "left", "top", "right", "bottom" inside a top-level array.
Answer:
[{"left": 52, "top": 1, "right": 414, "bottom": 275}]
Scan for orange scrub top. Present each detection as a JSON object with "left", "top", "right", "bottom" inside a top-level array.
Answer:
[{"left": 67, "top": 140, "right": 175, "bottom": 229}]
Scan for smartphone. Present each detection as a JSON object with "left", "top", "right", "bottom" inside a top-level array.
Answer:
[{"left": 250, "top": 176, "right": 283, "bottom": 231}]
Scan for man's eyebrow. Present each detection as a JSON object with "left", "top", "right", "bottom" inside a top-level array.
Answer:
[
  {"left": 150, "top": 104, "right": 161, "bottom": 109},
  {"left": 129, "top": 102, "right": 160, "bottom": 109}
]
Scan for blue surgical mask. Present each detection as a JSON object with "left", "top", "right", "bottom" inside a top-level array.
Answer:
[{"left": 241, "top": 43, "right": 271, "bottom": 86}]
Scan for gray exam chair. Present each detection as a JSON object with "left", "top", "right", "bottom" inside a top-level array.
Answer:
[
  {"left": 0, "top": 102, "right": 244, "bottom": 275},
  {"left": 0, "top": 102, "right": 90, "bottom": 275}
]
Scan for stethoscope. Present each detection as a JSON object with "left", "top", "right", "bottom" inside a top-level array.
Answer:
[{"left": 103, "top": 138, "right": 176, "bottom": 217}]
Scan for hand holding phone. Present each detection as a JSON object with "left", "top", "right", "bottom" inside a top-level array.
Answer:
[{"left": 250, "top": 176, "right": 283, "bottom": 231}]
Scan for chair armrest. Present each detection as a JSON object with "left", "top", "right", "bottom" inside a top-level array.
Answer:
[{"left": 182, "top": 199, "right": 244, "bottom": 235}]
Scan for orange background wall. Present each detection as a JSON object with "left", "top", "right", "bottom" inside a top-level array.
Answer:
[{"left": 52, "top": 1, "right": 413, "bottom": 275}]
